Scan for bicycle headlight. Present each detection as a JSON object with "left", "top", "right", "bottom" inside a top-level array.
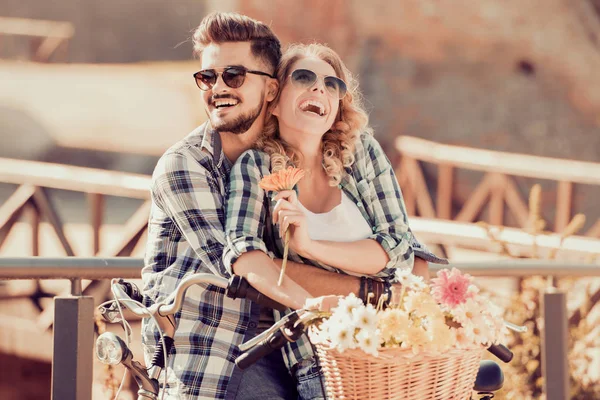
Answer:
[{"left": 95, "top": 332, "right": 128, "bottom": 365}]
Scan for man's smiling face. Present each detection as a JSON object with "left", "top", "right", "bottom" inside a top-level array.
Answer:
[{"left": 200, "top": 42, "right": 274, "bottom": 135}]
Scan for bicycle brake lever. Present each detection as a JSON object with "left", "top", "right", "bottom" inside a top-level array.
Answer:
[
  {"left": 99, "top": 302, "right": 123, "bottom": 323},
  {"left": 239, "top": 311, "right": 303, "bottom": 352},
  {"left": 238, "top": 310, "right": 320, "bottom": 352},
  {"left": 504, "top": 321, "right": 528, "bottom": 333}
]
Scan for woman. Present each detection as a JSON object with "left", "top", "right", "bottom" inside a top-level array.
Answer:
[
  {"left": 223, "top": 43, "right": 445, "bottom": 308},
  {"left": 222, "top": 43, "right": 446, "bottom": 400}
]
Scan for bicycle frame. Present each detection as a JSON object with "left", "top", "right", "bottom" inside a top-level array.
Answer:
[
  {"left": 96, "top": 273, "right": 523, "bottom": 400},
  {"left": 97, "top": 273, "right": 284, "bottom": 400}
]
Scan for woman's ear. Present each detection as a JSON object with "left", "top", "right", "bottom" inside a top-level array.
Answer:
[
  {"left": 271, "top": 95, "right": 281, "bottom": 117},
  {"left": 266, "top": 79, "right": 279, "bottom": 102}
]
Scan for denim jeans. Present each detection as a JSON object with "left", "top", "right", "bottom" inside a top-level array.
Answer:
[
  {"left": 293, "top": 357, "right": 327, "bottom": 400},
  {"left": 235, "top": 351, "right": 326, "bottom": 400}
]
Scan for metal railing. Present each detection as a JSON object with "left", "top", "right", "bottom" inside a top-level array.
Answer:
[{"left": 1, "top": 257, "right": 598, "bottom": 400}]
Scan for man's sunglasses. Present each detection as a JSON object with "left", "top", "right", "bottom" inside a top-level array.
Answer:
[
  {"left": 290, "top": 69, "right": 347, "bottom": 99},
  {"left": 193, "top": 66, "right": 274, "bottom": 91}
]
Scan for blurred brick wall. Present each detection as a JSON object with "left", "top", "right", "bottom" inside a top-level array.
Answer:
[
  {"left": 240, "top": 0, "right": 600, "bottom": 231},
  {"left": 0, "top": 0, "right": 207, "bottom": 63},
  {"left": 240, "top": 0, "right": 600, "bottom": 155},
  {"left": 1, "top": 0, "right": 599, "bottom": 229}
]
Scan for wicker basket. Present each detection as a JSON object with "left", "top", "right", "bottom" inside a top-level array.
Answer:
[{"left": 312, "top": 341, "right": 482, "bottom": 400}]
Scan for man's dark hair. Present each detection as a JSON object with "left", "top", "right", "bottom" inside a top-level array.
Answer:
[{"left": 193, "top": 12, "right": 282, "bottom": 73}]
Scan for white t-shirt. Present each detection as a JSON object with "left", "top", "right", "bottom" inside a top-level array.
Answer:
[
  {"left": 298, "top": 191, "right": 372, "bottom": 242},
  {"left": 259, "top": 192, "right": 373, "bottom": 331}
]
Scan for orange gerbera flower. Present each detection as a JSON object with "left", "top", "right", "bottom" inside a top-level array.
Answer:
[
  {"left": 259, "top": 167, "right": 305, "bottom": 286},
  {"left": 259, "top": 167, "right": 305, "bottom": 192}
]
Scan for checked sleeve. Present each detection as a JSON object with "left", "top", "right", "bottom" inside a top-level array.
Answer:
[
  {"left": 151, "top": 151, "right": 230, "bottom": 278},
  {"left": 361, "top": 134, "right": 447, "bottom": 268},
  {"left": 223, "top": 150, "right": 274, "bottom": 275}
]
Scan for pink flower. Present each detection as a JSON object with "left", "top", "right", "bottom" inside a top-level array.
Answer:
[{"left": 430, "top": 268, "right": 474, "bottom": 308}]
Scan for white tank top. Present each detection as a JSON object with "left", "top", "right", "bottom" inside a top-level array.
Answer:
[
  {"left": 298, "top": 191, "right": 372, "bottom": 242},
  {"left": 258, "top": 192, "right": 373, "bottom": 330}
]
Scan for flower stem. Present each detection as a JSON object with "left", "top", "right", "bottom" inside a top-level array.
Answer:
[{"left": 278, "top": 229, "right": 291, "bottom": 286}]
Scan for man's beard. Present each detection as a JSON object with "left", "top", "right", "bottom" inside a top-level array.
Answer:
[{"left": 211, "top": 90, "right": 265, "bottom": 135}]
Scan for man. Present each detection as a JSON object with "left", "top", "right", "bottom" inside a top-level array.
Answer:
[{"left": 142, "top": 11, "right": 440, "bottom": 400}]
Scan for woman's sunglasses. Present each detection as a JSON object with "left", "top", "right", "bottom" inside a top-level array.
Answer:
[
  {"left": 290, "top": 69, "right": 347, "bottom": 99},
  {"left": 193, "top": 66, "right": 274, "bottom": 91}
]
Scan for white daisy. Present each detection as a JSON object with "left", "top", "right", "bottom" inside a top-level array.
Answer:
[
  {"left": 329, "top": 324, "right": 356, "bottom": 352},
  {"left": 452, "top": 298, "right": 485, "bottom": 326},
  {"left": 334, "top": 292, "right": 364, "bottom": 315},
  {"left": 356, "top": 329, "right": 380, "bottom": 356},
  {"left": 394, "top": 268, "right": 427, "bottom": 291},
  {"left": 352, "top": 303, "right": 378, "bottom": 331}
]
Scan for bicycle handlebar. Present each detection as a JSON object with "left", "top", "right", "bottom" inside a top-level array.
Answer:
[
  {"left": 236, "top": 310, "right": 517, "bottom": 369},
  {"left": 487, "top": 343, "right": 513, "bottom": 363},
  {"left": 105, "top": 273, "right": 517, "bottom": 371},
  {"left": 236, "top": 312, "right": 307, "bottom": 370},
  {"left": 235, "top": 329, "right": 289, "bottom": 370},
  {"left": 104, "top": 273, "right": 287, "bottom": 320},
  {"left": 115, "top": 279, "right": 144, "bottom": 303}
]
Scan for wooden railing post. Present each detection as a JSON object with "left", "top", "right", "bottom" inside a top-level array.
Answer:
[
  {"left": 26, "top": 201, "right": 40, "bottom": 256},
  {"left": 437, "top": 164, "right": 453, "bottom": 220},
  {"left": 555, "top": 181, "right": 572, "bottom": 232},
  {"left": 489, "top": 173, "right": 506, "bottom": 226},
  {"left": 88, "top": 193, "right": 104, "bottom": 255}
]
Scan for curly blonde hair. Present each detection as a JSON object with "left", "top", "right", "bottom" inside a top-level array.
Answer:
[{"left": 255, "top": 43, "right": 372, "bottom": 186}]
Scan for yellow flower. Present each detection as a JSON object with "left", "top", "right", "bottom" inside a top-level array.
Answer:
[
  {"left": 401, "top": 325, "right": 431, "bottom": 354},
  {"left": 378, "top": 308, "right": 410, "bottom": 344},
  {"left": 405, "top": 291, "right": 443, "bottom": 318}
]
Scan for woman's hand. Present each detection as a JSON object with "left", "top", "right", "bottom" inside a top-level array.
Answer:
[
  {"left": 304, "top": 295, "right": 342, "bottom": 312},
  {"left": 273, "top": 190, "right": 313, "bottom": 257}
]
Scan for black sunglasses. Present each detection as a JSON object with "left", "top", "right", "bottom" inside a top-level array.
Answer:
[
  {"left": 290, "top": 69, "right": 347, "bottom": 99},
  {"left": 193, "top": 66, "right": 274, "bottom": 91}
]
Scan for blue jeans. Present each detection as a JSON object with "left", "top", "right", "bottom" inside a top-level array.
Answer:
[
  {"left": 293, "top": 357, "right": 327, "bottom": 400},
  {"left": 235, "top": 351, "right": 326, "bottom": 400}
]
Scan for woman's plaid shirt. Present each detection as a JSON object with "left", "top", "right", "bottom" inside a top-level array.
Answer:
[
  {"left": 222, "top": 133, "right": 448, "bottom": 381},
  {"left": 223, "top": 133, "right": 447, "bottom": 279}
]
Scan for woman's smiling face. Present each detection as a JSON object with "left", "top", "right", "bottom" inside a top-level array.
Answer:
[{"left": 272, "top": 56, "right": 340, "bottom": 142}]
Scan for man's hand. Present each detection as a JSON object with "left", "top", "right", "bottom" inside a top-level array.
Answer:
[
  {"left": 384, "top": 258, "right": 429, "bottom": 304},
  {"left": 412, "top": 257, "right": 430, "bottom": 281},
  {"left": 304, "top": 295, "right": 342, "bottom": 312}
]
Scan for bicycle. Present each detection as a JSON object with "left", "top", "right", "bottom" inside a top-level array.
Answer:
[{"left": 96, "top": 273, "right": 524, "bottom": 400}]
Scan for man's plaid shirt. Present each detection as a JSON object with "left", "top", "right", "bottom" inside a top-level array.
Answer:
[{"left": 141, "top": 123, "right": 287, "bottom": 399}]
